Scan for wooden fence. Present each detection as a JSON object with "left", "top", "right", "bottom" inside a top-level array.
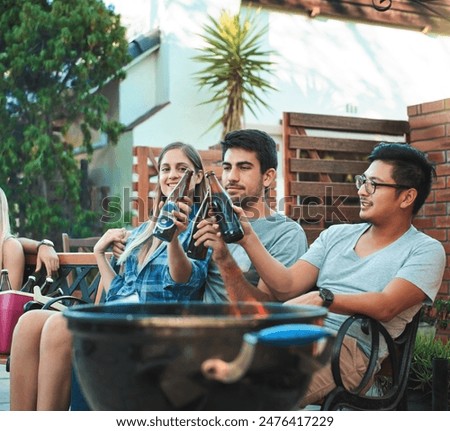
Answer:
[{"left": 282, "top": 112, "right": 410, "bottom": 244}]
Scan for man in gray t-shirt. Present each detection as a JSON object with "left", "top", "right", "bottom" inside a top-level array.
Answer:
[
  {"left": 196, "top": 129, "right": 308, "bottom": 302},
  {"left": 302, "top": 222, "right": 444, "bottom": 360},
  {"left": 239, "top": 142, "right": 446, "bottom": 406}
]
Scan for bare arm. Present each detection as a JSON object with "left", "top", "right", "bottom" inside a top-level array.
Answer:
[
  {"left": 3, "top": 238, "right": 25, "bottom": 290},
  {"left": 214, "top": 247, "right": 275, "bottom": 302},
  {"left": 17, "top": 237, "right": 59, "bottom": 275},
  {"left": 166, "top": 201, "right": 193, "bottom": 283},
  {"left": 17, "top": 237, "right": 40, "bottom": 254},
  {"left": 286, "top": 278, "right": 426, "bottom": 322},
  {"left": 236, "top": 211, "right": 318, "bottom": 301},
  {"left": 195, "top": 220, "right": 275, "bottom": 302},
  {"left": 93, "top": 228, "right": 127, "bottom": 292},
  {"left": 167, "top": 236, "right": 192, "bottom": 283}
]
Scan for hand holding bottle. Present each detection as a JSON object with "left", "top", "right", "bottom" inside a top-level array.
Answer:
[
  {"left": 169, "top": 196, "right": 192, "bottom": 235},
  {"left": 205, "top": 171, "right": 243, "bottom": 243},
  {"left": 225, "top": 204, "right": 255, "bottom": 246},
  {"left": 192, "top": 217, "right": 231, "bottom": 263},
  {"left": 153, "top": 169, "right": 193, "bottom": 242},
  {"left": 186, "top": 190, "right": 211, "bottom": 260}
]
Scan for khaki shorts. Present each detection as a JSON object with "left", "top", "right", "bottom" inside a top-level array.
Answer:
[{"left": 300, "top": 336, "right": 370, "bottom": 408}]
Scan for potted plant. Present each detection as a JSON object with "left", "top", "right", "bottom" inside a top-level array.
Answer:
[
  {"left": 434, "top": 298, "right": 449, "bottom": 331},
  {"left": 407, "top": 331, "right": 450, "bottom": 410}
]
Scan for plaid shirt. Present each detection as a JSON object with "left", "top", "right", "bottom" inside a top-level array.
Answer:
[{"left": 106, "top": 211, "right": 211, "bottom": 303}]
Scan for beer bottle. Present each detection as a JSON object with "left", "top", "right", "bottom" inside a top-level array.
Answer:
[
  {"left": 186, "top": 189, "right": 211, "bottom": 260},
  {"left": 152, "top": 169, "right": 193, "bottom": 242},
  {"left": 206, "top": 171, "right": 244, "bottom": 243},
  {"left": 40, "top": 276, "right": 54, "bottom": 296},
  {"left": 47, "top": 287, "right": 64, "bottom": 298},
  {"left": 0, "top": 269, "right": 12, "bottom": 292},
  {"left": 20, "top": 274, "right": 37, "bottom": 293}
]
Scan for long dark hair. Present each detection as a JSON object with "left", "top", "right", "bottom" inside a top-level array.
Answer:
[{"left": 118, "top": 142, "right": 206, "bottom": 264}]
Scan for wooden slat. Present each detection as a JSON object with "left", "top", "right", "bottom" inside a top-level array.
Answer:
[
  {"left": 25, "top": 252, "right": 111, "bottom": 266},
  {"left": 244, "top": 0, "right": 450, "bottom": 35},
  {"left": 282, "top": 111, "right": 410, "bottom": 243},
  {"left": 248, "top": 0, "right": 450, "bottom": 17},
  {"left": 290, "top": 159, "right": 369, "bottom": 175},
  {"left": 289, "top": 135, "right": 379, "bottom": 153},
  {"left": 290, "top": 204, "right": 361, "bottom": 223},
  {"left": 134, "top": 146, "right": 151, "bottom": 223},
  {"left": 288, "top": 112, "right": 409, "bottom": 135},
  {"left": 290, "top": 181, "right": 357, "bottom": 197},
  {"left": 283, "top": 111, "right": 305, "bottom": 218}
]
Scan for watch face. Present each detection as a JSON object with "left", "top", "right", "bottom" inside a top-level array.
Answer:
[{"left": 320, "top": 288, "right": 334, "bottom": 306}]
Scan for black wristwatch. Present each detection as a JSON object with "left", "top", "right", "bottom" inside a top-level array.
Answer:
[
  {"left": 37, "top": 239, "right": 55, "bottom": 251},
  {"left": 319, "top": 288, "right": 334, "bottom": 308}
]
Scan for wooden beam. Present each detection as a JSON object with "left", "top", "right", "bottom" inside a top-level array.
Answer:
[
  {"left": 290, "top": 158, "right": 369, "bottom": 174},
  {"left": 290, "top": 204, "right": 361, "bottom": 222},
  {"left": 25, "top": 252, "right": 112, "bottom": 266},
  {"left": 290, "top": 180, "right": 358, "bottom": 196},
  {"left": 244, "top": 0, "right": 450, "bottom": 35},
  {"left": 288, "top": 112, "right": 410, "bottom": 135},
  {"left": 289, "top": 135, "right": 380, "bottom": 153}
]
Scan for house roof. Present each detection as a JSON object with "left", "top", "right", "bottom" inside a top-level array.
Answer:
[
  {"left": 244, "top": 0, "right": 450, "bottom": 35},
  {"left": 128, "top": 29, "right": 161, "bottom": 60}
]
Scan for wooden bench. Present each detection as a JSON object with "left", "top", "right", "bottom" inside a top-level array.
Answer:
[
  {"left": 24, "top": 253, "right": 108, "bottom": 304},
  {"left": 0, "top": 252, "right": 108, "bottom": 365}
]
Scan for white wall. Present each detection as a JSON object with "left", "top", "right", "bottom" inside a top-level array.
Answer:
[
  {"left": 109, "top": 0, "right": 450, "bottom": 150},
  {"left": 262, "top": 10, "right": 450, "bottom": 122},
  {"left": 119, "top": 53, "right": 160, "bottom": 126},
  {"left": 99, "top": 0, "right": 450, "bottom": 205}
]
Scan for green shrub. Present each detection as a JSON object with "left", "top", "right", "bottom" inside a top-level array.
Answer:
[{"left": 408, "top": 332, "right": 450, "bottom": 394}]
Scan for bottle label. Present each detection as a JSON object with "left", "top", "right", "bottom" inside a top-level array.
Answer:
[{"left": 155, "top": 201, "right": 178, "bottom": 231}]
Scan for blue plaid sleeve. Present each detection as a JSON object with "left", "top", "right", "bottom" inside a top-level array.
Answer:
[{"left": 161, "top": 225, "right": 212, "bottom": 299}]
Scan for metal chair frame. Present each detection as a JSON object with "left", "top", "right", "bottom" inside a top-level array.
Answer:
[{"left": 321, "top": 311, "right": 421, "bottom": 411}]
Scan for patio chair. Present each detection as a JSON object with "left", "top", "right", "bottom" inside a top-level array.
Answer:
[
  {"left": 62, "top": 233, "right": 100, "bottom": 253},
  {"left": 61, "top": 233, "right": 104, "bottom": 303},
  {"left": 321, "top": 310, "right": 421, "bottom": 411}
]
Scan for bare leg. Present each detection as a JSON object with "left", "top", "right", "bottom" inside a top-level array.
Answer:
[
  {"left": 36, "top": 312, "right": 73, "bottom": 410},
  {"left": 9, "top": 310, "right": 56, "bottom": 410}
]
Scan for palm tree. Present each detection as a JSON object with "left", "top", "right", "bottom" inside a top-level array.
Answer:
[{"left": 193, "top": 9, "right": 276, "bottom": 138}]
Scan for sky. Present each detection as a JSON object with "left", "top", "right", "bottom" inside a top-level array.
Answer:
[{"left": 104, "top": 0, "right": 150, "bottom": 40}]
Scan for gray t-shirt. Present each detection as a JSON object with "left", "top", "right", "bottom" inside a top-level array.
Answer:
[
  {"left": 301, "top": 223, "right": 446, "bottom": 357},
  {"left": 203, "top": 213, "right": 308, "bottom": 303}
]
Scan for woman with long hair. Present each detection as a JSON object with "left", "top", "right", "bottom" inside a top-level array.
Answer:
[
  {"left": 10, "top": 142, "right": 211, "bottom": 410},
  {"left": 95, "top": 141, "right": 209, "bottom": 302},
  {"left": 0, "top": 187, "right": 25, "bottom": 290}
]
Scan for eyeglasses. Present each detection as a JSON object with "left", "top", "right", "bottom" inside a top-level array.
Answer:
[{"left": 355, "top": 175, "right": 410, "bottom": 195}]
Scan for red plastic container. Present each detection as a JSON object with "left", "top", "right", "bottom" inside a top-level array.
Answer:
[{"left": 0, "top": 291, "right": 33, "bottom": 354}]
